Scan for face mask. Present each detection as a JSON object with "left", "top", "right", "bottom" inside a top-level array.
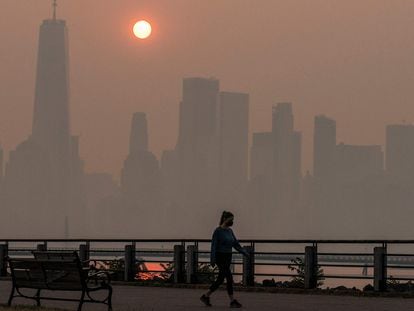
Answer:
[{"left": 227, "top": 220, "right": 234, "bottom": 227}]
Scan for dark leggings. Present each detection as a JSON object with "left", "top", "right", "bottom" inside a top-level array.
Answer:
[{"left": 209, "top": 252, "right": 233, "bottom": 295}]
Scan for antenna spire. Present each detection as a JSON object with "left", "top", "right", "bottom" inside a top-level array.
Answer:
[{"left": 52, "top": 0, "right": 57, "bottom": 20}]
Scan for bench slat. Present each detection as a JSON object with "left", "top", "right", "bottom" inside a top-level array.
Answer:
[{"left": 9, "top": 260, "right": 48, "bottom": 289}]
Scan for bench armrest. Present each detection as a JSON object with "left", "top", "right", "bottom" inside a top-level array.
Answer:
[{"left": 87, "top": 270, "right": 112, "bottom": 285}]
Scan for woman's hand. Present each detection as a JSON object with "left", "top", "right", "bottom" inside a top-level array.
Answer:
[{"left": 242, "top": 247, "right": 250, "bottom": 258}]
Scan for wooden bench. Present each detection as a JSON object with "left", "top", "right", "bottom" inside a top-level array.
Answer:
[{"left": 7, "top": 251, "right": 112, "bottom": 311}]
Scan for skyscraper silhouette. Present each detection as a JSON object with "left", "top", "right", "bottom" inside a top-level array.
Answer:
[
  {"left": 0, "top": 144, "right": 3, "bottom": 194},
  {"left": 386, "top": 124, "right": 414, "bottom": 178},
  {"left": 335, "top": 143, "right": 383, "bottom": 182},
  {"left": 312, "top": 115, "right": 337, "bottom": 236},
  {"left": 160, "top": 149, "right": 180, "bottom": 206},
  {"left": 176, "top": 78, "right": 220, "bottom": 217},
  {"left": 332, "top": 143, "right": 384, "bottom": 234},
  {"left": 0, "top": 144, "right": 3, "bottom": 180},
  {"left": 248, "top": 132, "right": 273, "bottom": 234},
  {"left": 117, "top": 112, "right": 162, "bottom": 235},
  {"left": 32, "top": 18, "right": 70, "bottom": 157},
  {"left": 250, "top": 132, "right": 273, "bottom": 182},
  {"left": 129, "top": 112, "right": 149, "bottom": 154},
  {"left": 121, "top": 113, "right": 160, "bottom": 203},
  {"left": 2, "top": 7, "right": 85, "bottom": 237},
  {"left": 313, "top": 115, "right": 336, "bottom": 182},
  {"left": 219, "top": 92, "right": 249, "bottom": 209},
  {"left": 271, "top": 103, "right": 301, "bottom": 222},
  {"left": 292, "top": 131, "right": 302, "bottom": 201}
]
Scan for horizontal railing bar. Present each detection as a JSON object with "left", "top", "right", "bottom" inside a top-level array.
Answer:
[
  {"left": 254, "top": 273, "right": 298, "bottom": 277},
  {"left": 318, "top": 253, "right": 373, "bottom": 257},
  {"left": 387, "top": 254, "right": 414, "bottom": 257},
  {"left": 253, "top": 262, "right": 300, "bottom": 266},
  {"left": 323, "top": 275, "right": 373, "bottom": 279},
  {"left": 197, "top": 261, "right": 245, "bottom": 265},
  {"left": 386, "top": 277, "right": 414, "bottom": 280},
  {"left": 239, "top": 252, "right": 304, "bottom": 256},
  {"left": 2, "top": 239, "right": 414, "bottom": 244},
  {"left": 88, "top": 258, "right": 124, "bottom": 262},
  {"left": 136, "top": 260, "right": 173, "bottom": 264},
  {"left": 318, "top": 264, "right": 374, "bottom": 268},
  {"left": 87, "top": 259, "right": 174, "bottom": 265},
  {"left": 387, "top": 265, "right": 414, "bottom": 269},
  {"left": 136, "top": 270, "right": 172, "bottom": 273},
  {"left": 136, "top": 250, "right": 174, "bottom": 254}
]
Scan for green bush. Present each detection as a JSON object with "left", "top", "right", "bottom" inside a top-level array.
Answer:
[{"left": 288, "top": 257, "right": 324, "bottom": 288}]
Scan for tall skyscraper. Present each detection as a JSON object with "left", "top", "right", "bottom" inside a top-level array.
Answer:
[
  {"left": 250, "top": 132, "right": 273, "bottom": 182},
  {"left": 271, "top": 103, "right": 301, "bottom": 211},
  {"left": 176, "top": 77, "right": 220, "bottom": 215},
  {"left": 160, "top": 149, "right": 180, "bottom": 205},
  {"left": 335, "top": 143, "right": 384, "bottom": 182},
  {"left": 312, "top": 115, "right": 336, "bottom": 236},
  {"left": 386, "top": 124, "right": 414, "bottom": 178},
  {"left": 121, "top": 112, "right": 160, "bottom": 202},
  {"left": 2, "top": 6, "right": 85, "bottom": 237},
  {"left": 177, "top": 77, "right": 220, "bottom": 152},
  {"left": 219, "top": 91, "right": 249, "bottom": 208},
  {"left": 0, "top": 144, "right": 3, "bottom": 181},
  {"left": 0, "top": 144, "right": 3, "bottom": 193},
  {"left": 292, "top": 131, "right": 302, "bottom": 200},
  {"left": 32, "top": 16, "right": 71, "bottom": 159},
  {"left": 248, "top": 132, "right": 273, "bottom": 233},
  {"left": 120, "top": 112, "right": 162, "bottom": 235},
  {"left": 328, "top": 143, "right": 384, "bottom": 237},
  {"left": 313, "top": 115, "right": 336, "bottom": 181},
  {"left": 129, "top": 113, "right": 149, "bottom": 154}
]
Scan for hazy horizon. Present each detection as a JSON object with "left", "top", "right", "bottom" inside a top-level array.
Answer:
[{"left": 2, "top": 1, "right": 414, "bottom": 179}]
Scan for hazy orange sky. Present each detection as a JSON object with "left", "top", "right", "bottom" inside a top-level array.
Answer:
[{"left": 2, "top": 0, "right": 414, "bottom": 179}]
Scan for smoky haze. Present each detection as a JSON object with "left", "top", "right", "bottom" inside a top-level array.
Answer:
[{"left": 1, "top": 0, "right": 414, "bottom": 239}]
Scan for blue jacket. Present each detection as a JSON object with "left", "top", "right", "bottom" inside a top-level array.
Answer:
[{"left": 210, "top": 227, "right": 248, "bottom": 264}]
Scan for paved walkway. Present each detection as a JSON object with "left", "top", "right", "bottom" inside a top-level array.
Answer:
[{"left": 1, "top": 281, "right": 414, "bottom": 311}]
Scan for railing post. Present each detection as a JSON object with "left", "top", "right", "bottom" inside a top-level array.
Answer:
[
  {"left": 374, "top": 246, "right": 387, "bottom": 292},
  {"left": 174, "top": 244, "right": 185, "bottom": 283},
  {"left": 37, "top": 242, "right": 47, "bottom": 252},
  {"left": 79, "top": 244, "right": 90, "bottom": 267},
  {"left": 186, "top": 245, "right": 198, "bottom": 283},
  {"left": 304, "top": 246, "right": 318, "bottom": 289},
  {"left": 124, "top": 244, "right": 136, "bottom": 282},
  {"left": 0, "top": 244, "right": 8, "bottom": 277},
  {"left": 243, "top": 245, "right": 255, "bottom": 286}
]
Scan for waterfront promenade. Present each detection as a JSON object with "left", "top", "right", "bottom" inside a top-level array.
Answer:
[{"left": 1, "top": 281, "right": 414, "bottom": 311}]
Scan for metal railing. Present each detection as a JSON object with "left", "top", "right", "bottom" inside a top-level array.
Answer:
[{"left": 1, "top": 239, "right": 414, "bottom": 291}]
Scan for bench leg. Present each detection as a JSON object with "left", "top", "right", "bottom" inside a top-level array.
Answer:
[
  {"left": 77, "top": 290, "right": 85, "bottom": 311},
  {"left": 7, "top": 286, "right": 15, "bottom": 306},
  {"left": 36, "top": 289, "right": 41, "bottom": 307},
  {"left": 107, "top": 286, "right": 113, "bottom": 311}
]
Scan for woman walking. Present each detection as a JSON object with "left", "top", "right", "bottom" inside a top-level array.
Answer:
[{"left": 200, "top": 211, "right": 249, "bottom": 308}]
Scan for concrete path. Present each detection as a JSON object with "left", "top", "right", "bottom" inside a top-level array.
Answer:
[{"left": 1, "top": 281, "right": 414, "bottom": 311}]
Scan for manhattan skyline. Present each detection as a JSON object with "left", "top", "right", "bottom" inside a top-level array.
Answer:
[
  {"left": 2, "top": 1, "right": 414, "bottom": 240},
  {"left": 2, "top": 1, "right": 414, "bottom": 178}
]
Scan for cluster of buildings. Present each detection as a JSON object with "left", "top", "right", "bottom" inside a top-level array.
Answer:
[{"left": 1, "top": 13, "right": 414, "bottom": 239}]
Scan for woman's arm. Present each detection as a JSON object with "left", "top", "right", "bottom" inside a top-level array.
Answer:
[
  {"left": 210, "top": 229, "right": 219, "bottom": 265},
  {"left": 231, "top": 230, "right": 249, "bottom": 257}
]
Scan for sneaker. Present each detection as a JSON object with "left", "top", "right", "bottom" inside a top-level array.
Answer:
[
  {"left": 230, "top": 299, "right": 242, "bottom": 308},
  {"left": 200, "top": 294, "right": 212, "bottom": 307}
]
